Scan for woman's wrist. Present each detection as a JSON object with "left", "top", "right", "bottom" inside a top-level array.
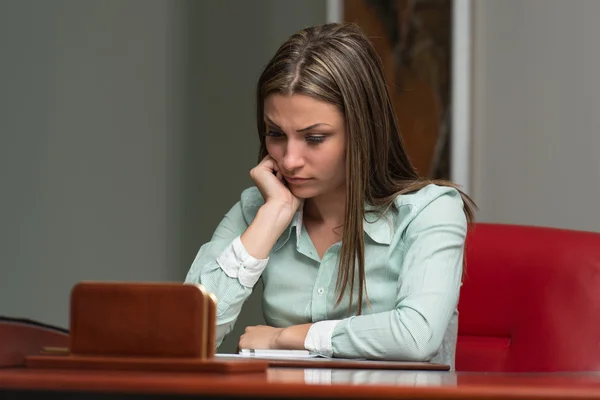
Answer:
[
  {"left": 275, "top": 324, "right": 313, "bottom": 350},
  {"left": 261, "top": 200, "right": 297, "bottom": 228},
  {"left": 240, "top": 202, "right": 296, "bottom": 259}
]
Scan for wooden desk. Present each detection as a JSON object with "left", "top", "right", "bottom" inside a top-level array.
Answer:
[{"left": 1, "top": 366, "right": 600, "bottom": 399}]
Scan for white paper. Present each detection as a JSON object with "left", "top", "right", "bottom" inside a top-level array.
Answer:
[{"left": 215, "top": 349, "right": 322, "bottom": 360}]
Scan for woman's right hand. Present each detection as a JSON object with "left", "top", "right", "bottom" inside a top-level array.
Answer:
[
  {"left": 241, "top": 155, "right": 302, "bottom": 259},
  {"left": 250, "top": 155, "right": 302, "bottom": 213}
]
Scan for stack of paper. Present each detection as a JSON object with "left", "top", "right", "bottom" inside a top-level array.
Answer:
[
  {"left": 215, "top": 349, "right": 322, "bottom": 359},
  {"left": 239, "top": 349, "right": 320, "bottom": 359}
]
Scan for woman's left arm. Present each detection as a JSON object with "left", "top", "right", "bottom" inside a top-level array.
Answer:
[{"left": 327, "top": 194, "right": 467, "bottom": 360}]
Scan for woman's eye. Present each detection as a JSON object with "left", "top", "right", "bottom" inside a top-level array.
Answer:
[
  {"left": 266, "top": 130, "right": 285, "bottom": 138},
  {"left": 305, "top": 136, "right": 326, "bottom": 144},
  {"left": 265, "top": 130, "right": 326, "bottom": 144}
]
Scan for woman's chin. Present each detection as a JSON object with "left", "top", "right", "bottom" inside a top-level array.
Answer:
[
  {"left": 289, "top": 180, "right": 343, "bottom": 200},
  {"left": 288, "top": 186, "right": 318, "bottom": 199}
]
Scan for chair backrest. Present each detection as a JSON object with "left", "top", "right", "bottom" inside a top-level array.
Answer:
[
  {"left": 457, "top": 223, "right": 600, "bottom": 372},
  {"left": 0, "top": 316, "right": 69, "bottom": 367}
]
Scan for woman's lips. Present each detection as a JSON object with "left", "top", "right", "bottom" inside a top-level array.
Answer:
[{"left": 284, "top": 176, "right": 312, "bottom": 185}]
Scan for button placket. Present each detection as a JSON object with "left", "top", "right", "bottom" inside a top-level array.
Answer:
[{"left": 311, "top": 254, "right": 330, "bottom": 321}]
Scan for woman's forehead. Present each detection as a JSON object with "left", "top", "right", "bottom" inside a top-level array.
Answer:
[{"left": 264, "top": 93, "right": 343, "bottom": 125}]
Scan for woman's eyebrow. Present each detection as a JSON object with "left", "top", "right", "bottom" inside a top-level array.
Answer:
[
  {"left": 296, "top": 123, "right": 332, "bottom": 132},
  {"left": 264, "top": 116, "right": 332, "bottom": 132}
]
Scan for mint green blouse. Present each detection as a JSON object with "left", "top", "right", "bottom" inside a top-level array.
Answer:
[{"left": 185, "top": 184, "right": 467, "bottom": 369}]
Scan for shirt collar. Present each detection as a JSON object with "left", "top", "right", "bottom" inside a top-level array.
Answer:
[
  {"left": 272, "top": 207, "right": 303, "bottom": 252},
  {"left": 273, "top": 203, "right": 393, "bottom": 252},
  {"left": 363, "top": 203, "right": 394, "bottom": 245}
]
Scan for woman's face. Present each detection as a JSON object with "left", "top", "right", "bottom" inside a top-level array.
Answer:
[{"left": 263, "top": 93, "right": 346, "bottom": 200}]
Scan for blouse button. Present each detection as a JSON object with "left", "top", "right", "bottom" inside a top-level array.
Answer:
[{"left": 317, "top": 288, "right": 325, "bottom": 295}]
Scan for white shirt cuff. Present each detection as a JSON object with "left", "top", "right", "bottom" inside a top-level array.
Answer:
[
  {"left": 304, "top": 320, "right": 341, "bottom": 358},
  {"left": 216, "top": 236, "right": 268, "bottom": 288}
]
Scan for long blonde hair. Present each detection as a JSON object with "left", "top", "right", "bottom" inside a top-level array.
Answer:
[{"left": 256, "top": 23, "right": 476, "bottom": 315}]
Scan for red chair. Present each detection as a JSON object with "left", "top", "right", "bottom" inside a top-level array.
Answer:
[
  {"left": 456, "top": 223, "right": 600, "bottom": 372},
  {"left": 0, "top": 316, "right": 69, "bottom": 367}
]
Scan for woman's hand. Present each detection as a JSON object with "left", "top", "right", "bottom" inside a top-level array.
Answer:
[
  {"left": 250, "top": 155, "right": 302, "bottom": 213},
  {"left": 240, "top": 155, "right": 303, "bottom": 259},
  {"left": 238, "top": 325, "right": 284, "bottom": 350},
  {"left": 238, "top": 324, "right": 313, "bottom": 350}
]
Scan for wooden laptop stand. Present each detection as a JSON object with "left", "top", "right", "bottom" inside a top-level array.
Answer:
[{"left": 25, "top": 282, "right": 267, "bottom": 373}]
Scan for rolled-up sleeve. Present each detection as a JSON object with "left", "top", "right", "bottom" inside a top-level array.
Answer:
[
  {"left": 304, "top": 320, "right": 341, "bottom": 357},
  {"left": 217, "top": 236, "right": 269, "bottom": 288}
]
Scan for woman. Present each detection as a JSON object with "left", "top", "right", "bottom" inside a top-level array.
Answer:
[{"left": 185, "top": 22, "right": 475, "bottom": 369}]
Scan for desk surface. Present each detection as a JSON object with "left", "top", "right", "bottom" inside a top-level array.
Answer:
[{"left": 1, "top": 367, "right": 600, "bottom": 399}]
